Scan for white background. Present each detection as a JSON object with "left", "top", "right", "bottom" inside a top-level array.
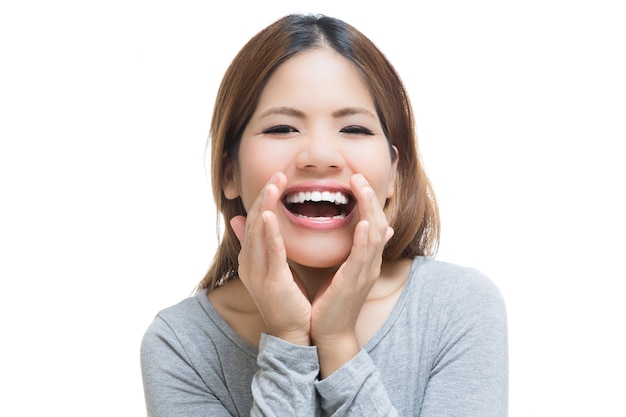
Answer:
[{"left": 1, "top": 0, "right": 624, "bottom": 415}]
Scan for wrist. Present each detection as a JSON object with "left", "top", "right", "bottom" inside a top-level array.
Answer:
[
  {"left": 271, "top": 330, "right": 312, "bottom": 346},
  {"left": 314, "top": 334, "right": 360, "bottom": 379}
]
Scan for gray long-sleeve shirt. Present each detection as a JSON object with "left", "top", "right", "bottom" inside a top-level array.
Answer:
[{"left": 141, "top": 256, "right": 508, "bottom": 416}]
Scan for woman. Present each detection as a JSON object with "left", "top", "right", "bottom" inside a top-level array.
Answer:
[{"left": 141, "top": 13, "right": 508, "bottom": 416}]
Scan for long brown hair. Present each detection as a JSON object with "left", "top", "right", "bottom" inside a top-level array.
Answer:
[{"left": 198, "top": 14, "right": 439, "bottom": 291}]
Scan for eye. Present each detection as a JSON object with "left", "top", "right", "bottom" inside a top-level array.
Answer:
[
  {"left": 262, "top": 125, "right": 299, "bottom": 134},
  {"left": 340, "top": 125, "right": 374, "bottom": 135}
]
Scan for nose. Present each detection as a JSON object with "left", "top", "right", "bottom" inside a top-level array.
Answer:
[{"left": 295, "top": 131, "right": 345, "bottom": 172}]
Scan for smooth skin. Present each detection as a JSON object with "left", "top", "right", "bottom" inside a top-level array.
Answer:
[{"left": 212, "top": 48, "right": 412, "bottom": 378}]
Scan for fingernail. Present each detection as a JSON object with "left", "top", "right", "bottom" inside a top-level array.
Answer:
[
  {"left": 268, "top": 172, "right": 282, "bottom": 185},
  {"left": 355, "top": 173, "right": 368, "bottom": 187}
]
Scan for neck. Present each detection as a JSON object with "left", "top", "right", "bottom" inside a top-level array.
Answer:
[
  {"left": 288, "top": 262, "right": 340, "bottom": 300},
  {"left": 287, "top": 257, "right": 413, "bottom": 302}
]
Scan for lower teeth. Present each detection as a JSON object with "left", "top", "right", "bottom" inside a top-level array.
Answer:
[{"left": 294, "top": 214, "right": 346, "bottom": 220}]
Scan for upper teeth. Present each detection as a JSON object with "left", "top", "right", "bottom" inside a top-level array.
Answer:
[{"left": 285, "top": 191, "right": 349, "bottom": 205}]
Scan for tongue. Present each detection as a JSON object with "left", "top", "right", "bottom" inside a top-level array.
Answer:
[{"left": 289, "top": 202, "right": 342, "bottom": 218}]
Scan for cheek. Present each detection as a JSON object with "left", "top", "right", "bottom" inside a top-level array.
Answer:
[
  {"left": 348, "top": 150, "right": 396, "bottom": 202},
  {"left": 236, "top": 142, "right": 289, "bottom": 210},
  {"left": 237, "top": 166, "right": 269, "bottom": 211}
]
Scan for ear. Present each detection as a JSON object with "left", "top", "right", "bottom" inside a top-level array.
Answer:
[
  {"left": 222, "top": 158, "right": 240, "bottom": 200},
  {"left": 386, "top": 146, "right": 399, "bottom": 198}
]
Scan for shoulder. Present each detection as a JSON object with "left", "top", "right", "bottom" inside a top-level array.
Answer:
[
  {"left": 140, "top": 291, "right": 258, "bottom": 415},
  {"left": 407, "top": 257, "right": 507, "bottom": 330},
  {"left": 146, "top": 292, "right": 209, "bottom": 336},
  {"left": 400, "top": 258, "right": 509, "bottom": 415},
  {"left": 141, "top": 290, "right": 220, "bottom": 360},
  {"left": 411, "top": 257, "right": 504, "bottom": 304}
]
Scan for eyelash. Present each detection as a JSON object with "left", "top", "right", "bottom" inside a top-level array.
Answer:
[
  {"left": 262, "top": 125, "right": 297, "bottom": 134},
  {"left": 341, "top": 125, "right": 374, "bottom": 135},
  {"left": 262, "top": 125, "right": 374, "bottom": 135}
]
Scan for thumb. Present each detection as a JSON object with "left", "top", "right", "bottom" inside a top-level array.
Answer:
[
  {"left": 230, "top": 215, "right": 247, "bottom": 244},
  {"left": 385, "top": 226, "right": 395, "bottom": 244}
]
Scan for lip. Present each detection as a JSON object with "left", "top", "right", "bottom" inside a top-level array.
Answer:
[{"left": 280, "top": 181, "right": 356, "bottom": 230}]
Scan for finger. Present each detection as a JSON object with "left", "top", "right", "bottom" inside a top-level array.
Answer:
[
  {"left": 232, "top": 211, "right": 269, "bottom": 283},
  {"left": 385, "top": 226, "right": 395, "bottom": 245},
  {"left": 350, "top": 173, "right": 375, "bottom": 218},
  {"left": 238, "top": 172, "right": 286, "bottom": 232},
  {"left": 350, "top": 219, "right": 370, "bottom": 266},
  {"left": 252, "top": 173, "right": 287, "bottom": 259},
  {"left": 350, "top": 173, "right": 388, "bottom": 237},
  {"left": 230, "top": 215, "right": 246, "bottom": 244},
  {"left": 262, "top": 210, "right": 288, "bottom": 276},
  {"left": 236, "top": 172, "right": 286, "bottom": 250},
  {"left": 259, "top": 172, "right": 287, "bottom": 213},
  {"left": 349, "top": 181, "right": 387, "bottom": 274},
  {"left": 235, "top": 173, "right": 288, "bottom": 283},
  {"left": 335, "top": 219, "right": 370, "bottom": 284}
]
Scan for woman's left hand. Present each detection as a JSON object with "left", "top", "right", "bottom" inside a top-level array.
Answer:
[{"left": 310, "top": 173, "right": 394, "bottom": 377}]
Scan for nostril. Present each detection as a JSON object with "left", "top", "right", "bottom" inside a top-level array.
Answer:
[{"left": 295, "top": 141, "right": 345, "bottom": 171}]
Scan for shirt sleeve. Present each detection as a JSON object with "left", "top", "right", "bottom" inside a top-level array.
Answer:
[
  {"left": 251, "top": 334, "right": 321, "bottom": 416},
  {"left": 314, "top": 267, "right": 508, "bottom": 417},
  {"left": 141, "top": 319, "right": 321, "bottom": 417},
  {"left": 315, "top": 349, "right": 399, "bottom": 416},
  {"left": 140, "top": 315, "right": 231, "bottom": 417}
]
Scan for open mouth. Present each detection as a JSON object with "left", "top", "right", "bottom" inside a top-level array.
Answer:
[{"left": 283, "top": 190, "right": 355, "bottom": 220}]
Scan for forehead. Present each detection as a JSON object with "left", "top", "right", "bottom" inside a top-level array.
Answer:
[{"left": 254, "top": 47, "right": 375, "bottom": 112}]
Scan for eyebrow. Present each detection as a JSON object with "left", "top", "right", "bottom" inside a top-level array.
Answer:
[
  {"left": 258, "top": 106, "right": 377, "bottom": 120},
  {"left": 259, "top": 107, "right": 305, "bottom": 119},
  {"left": 332, "top": 107, "right": 377, "bottom": 119}
]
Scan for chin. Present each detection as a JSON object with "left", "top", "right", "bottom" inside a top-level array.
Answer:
[{"left": 285, "top": 244, "right": 351, "bottom": 270}]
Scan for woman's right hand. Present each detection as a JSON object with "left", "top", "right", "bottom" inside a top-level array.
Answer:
[{"left": 230, "top": 172, "right": 313, "bottom": 346}]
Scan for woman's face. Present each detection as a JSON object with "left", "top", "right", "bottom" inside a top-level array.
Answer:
[{"left": 223, "top": 47, "right": 397, "bottom": 269}]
